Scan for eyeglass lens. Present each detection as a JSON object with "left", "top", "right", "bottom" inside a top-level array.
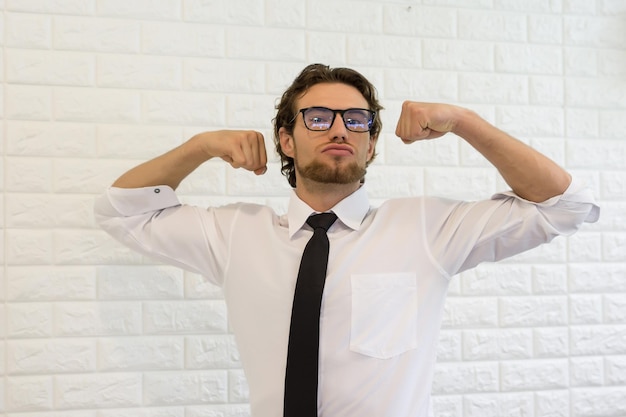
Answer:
[{"left": 302, "top": 107, "right": 374, "bottom": 132}]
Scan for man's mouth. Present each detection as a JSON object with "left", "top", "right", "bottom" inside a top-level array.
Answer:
[{"left": 322, "top": 144, "right": 354, "bottom": 156}]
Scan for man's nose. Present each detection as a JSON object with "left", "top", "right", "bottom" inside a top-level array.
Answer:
[{"left": 328, "top": 112, "right": 348, "bottom": 139}]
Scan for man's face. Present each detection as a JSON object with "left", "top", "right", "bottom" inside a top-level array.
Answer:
[{"left": 279, "top": 82, "right": 377, "bottom": 187}]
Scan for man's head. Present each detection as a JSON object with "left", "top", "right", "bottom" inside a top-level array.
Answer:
[{"left": 273, "top": 64, "right": 383, "bottom": 188}]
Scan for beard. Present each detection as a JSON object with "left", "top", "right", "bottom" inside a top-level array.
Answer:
[{"left": 295, "top": 156, "right": 366, "bottom": 185}]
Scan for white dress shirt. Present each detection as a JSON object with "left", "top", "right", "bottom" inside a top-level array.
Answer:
[{"left": 94, "top": 179, "right": 598, "bottom": 417}]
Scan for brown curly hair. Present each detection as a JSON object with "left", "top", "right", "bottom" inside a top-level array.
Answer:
[{"left": 273, "top": 63, "right": 383, "bottom": 188}]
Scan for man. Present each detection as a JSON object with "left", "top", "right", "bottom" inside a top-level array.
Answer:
[{"left": 95, "top": 64, "right": 599, "bottom": 417}]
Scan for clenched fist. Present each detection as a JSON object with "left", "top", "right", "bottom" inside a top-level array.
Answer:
[
  {"left": 395, "top": 101, "right": 462, "bottom": 144},
  {"left": 199, "top": 130, "right": 268, "bottom": 175}
]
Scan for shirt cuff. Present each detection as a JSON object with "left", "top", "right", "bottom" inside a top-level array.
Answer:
[
  {"left": 94, "top": 186, "right": 182, "bottom": 217},
  {"left": 491, "top": 177, "right": 600, "bottom": 223}
]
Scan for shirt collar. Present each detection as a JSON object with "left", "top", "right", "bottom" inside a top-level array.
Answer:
[{"left": 287, "top": 186, "right": 370, "bottom": 238}]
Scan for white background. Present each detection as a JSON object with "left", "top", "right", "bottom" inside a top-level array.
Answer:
[{"left": 1, "top": 0, "right": 625, "bottom": 416}]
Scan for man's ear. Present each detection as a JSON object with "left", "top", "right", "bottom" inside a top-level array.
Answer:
[
  {"left": 279, "top": 127, "right": 295, "bottom": 158},
  {"left": 366, "top": 135, "right": 378, "bottom": 162}
]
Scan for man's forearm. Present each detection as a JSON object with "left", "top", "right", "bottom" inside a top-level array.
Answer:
[
  {"left": 453, "top": 109, "right": 572, "bottom": 203},
  {"left": 112, "top": 136, "right": 211, "bottom": 190},
  {"left": 111, "top": 130, "right": 267, "bottom": 190}
]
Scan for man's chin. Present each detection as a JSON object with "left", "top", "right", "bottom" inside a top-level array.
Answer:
[{"left": 297, "top": 161, "right": 366, "bottom": 185}]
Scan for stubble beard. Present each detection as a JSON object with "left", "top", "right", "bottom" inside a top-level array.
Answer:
[{"left": 295, "top": 156, "right": 366, "bottom": 185}]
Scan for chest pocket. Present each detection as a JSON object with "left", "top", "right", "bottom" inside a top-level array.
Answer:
[{"left": 350, "top": 273, "right": 418, "bottom": 359}]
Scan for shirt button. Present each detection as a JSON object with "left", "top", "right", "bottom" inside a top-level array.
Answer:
[{"left": 154, "top": 188, "right": 160, "bottom": 193}]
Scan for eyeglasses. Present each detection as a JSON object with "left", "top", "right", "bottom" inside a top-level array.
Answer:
[{"left": 294, "top": 107, "right": 376, "bottom": 133}]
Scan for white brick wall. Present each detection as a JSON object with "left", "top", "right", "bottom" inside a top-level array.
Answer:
[{"left": 1, "top": 1, "right": 623, "bottom": 416}]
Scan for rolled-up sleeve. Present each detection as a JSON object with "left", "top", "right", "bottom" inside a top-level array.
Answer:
[
  {"left": 491, "top": 177, "right": 600, "bottom": 227},
  {"left": 425, "top": 177, "right": 600, "bottom": 277},
  {"left": 95, "top": 186, "right": 182, "bottom": 217},
  {"left": 94, "top": 186, "right": 234, "bottom": 285}
]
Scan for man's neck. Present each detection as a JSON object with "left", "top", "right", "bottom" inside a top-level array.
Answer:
[{"left": 294, "top": 180, "right": 361, "bottom": 213}]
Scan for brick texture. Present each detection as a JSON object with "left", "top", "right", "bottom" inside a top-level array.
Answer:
[{"left": 1, "top": 1, "right": 622, "bottom": 416}]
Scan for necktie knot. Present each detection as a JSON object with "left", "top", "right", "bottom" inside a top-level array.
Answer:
[{"left": 306, "top": 212, "right": 337, "bottom": 232}]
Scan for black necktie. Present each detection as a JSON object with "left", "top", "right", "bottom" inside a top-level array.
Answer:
[{"left": 284, "top": 212, "right": 338, "bottom": 417}]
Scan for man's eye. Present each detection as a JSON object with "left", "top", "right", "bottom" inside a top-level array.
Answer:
[
  {"left": 309, "top": 115, "right": 331, "bottom": 125},
  {"left": 346, "top": 118, "right": 363, "bottom": 126}
]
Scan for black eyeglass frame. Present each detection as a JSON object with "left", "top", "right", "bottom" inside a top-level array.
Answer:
[{"left": 292, "top": 106, "right": 376, "bottom": 133}]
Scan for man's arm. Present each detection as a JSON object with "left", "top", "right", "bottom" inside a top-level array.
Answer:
[
  {"left": 395, "top": 101, "right": 571, "bottom": 203},
  {"left": 112, "top": 130, "right": 268, "bottom": 189}
]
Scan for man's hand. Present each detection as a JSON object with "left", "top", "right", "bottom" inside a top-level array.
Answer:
[
  {"left": 395, "top": 101, "right": 461, "bottom": 143},
  {"left": 198, "top": 130, "right": 268, "bottom": 175}
]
